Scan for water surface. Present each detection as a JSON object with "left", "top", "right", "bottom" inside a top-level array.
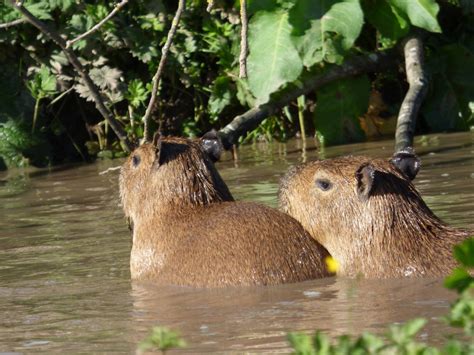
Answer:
[{"left": 0, "top": 132, "right": 472, "bottom": 353}]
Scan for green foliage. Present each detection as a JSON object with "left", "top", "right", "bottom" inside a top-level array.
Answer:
[
  {"left": 288, "top": 319, "right": 439, "bottom": 355},
  {"left": 423, "top": 44, "right": 474, "bottom": 131},
  {"left": 288, "top": 237, "right": 474, "bottom": 355},
  {"left": 0, "top": 120, "right": 51, "bottom": 167},
  {"left": 389, "top": 0, "right": 441, "bottom": 33},
  {"left": 290, "top": 0, "right": 364, "bottom": 66},
  {"left": 138, "top": 326, "right": 186, "bottom": 353},
  {"left": 363, "top": 0, "right": 410, "bottom": 41},
  {"left": 0, "top": 0, "right": 473, "bottom": 166},
  {"left": 247, "top": 10, "right": 303, "bottom": 105},
  {"left": 314, "top": 76, "right": 369, "bottom": 145}
]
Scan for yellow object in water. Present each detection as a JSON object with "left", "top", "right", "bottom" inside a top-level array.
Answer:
[{"left": 325, "top": 256, "right": 340, "bottom": 274}]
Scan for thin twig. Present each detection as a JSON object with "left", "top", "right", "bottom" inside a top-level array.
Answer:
[
  {"left": 66, "top": 0, "right": 128, "bottom": 48},
  {"left": 239, "top": 0, "right": 248, "bottom": 78},
  {"left": 10, "top": 0, "right": 133, "bottom": 152},
  {"left": 0, "top": 18, "right": 26, "bottom": 29},
  {"left": 218, "top": 50, "right": 397, "bottom": 148},
  {"left": 142, "top": 0, "right": 186, "bottom": 143},
  {"left": 394, "top": 34, "right": 428, "bottom": 153},
  {"left": 206, "top": 0, "right": 214, "bottom": 12}
]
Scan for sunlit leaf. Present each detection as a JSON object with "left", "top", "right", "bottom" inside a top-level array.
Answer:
[
  {"left": 247, "top": 10, "right": 303, "bottom": 105},
  {"left": 453, "top": 238, "right": 474, "bottom": 268},
  {"left": 290, "top": 0, "right": 364, "bottom": 66},
  {"left": 89, "top": 66, "right": 122, "bottom": 91},
  {"left": 389, "top": 0, "right": 441, "bottom": 33},
  {"left": 444, "top": 268, "right": 472, "bottom": 292},
  {"left": 364, "top": 0, "right": 410, "bottom": 41}
]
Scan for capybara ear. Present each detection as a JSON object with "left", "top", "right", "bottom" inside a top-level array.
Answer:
[
  {"left": 356, "top": 163, "right": 375, "bottom": 200},
  {"left": 200, "top": 129, "right": 223, "bottom": 162},
  {"left": 390, "top": 148, "right": 420, "bottom": 181}
]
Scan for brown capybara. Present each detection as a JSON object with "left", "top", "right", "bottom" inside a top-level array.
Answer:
[
  {"left": 119, "top": 133, "right": 331, "bottom": 287},
  {"left": 278, "top": 155, "right": 472, "bottom": 278}
]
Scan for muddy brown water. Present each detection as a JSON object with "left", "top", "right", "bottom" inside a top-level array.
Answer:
[{"left": 0, "top": 132, "right": 473, "bottom": 353}]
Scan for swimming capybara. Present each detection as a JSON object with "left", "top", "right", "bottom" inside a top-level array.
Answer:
[
  {"left": 278, "top": 155, "right": 471, "bottom": 278},
  {"left": 119, "top": 133, "right": 331, "bottom": 287}
]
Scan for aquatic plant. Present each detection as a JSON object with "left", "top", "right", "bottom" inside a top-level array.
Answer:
[
  {"left": 288, "top": 237, "right": 474, "bottom": 355},
  {"left": 138, "top": 326, "right": 186, "bottom": 354}
]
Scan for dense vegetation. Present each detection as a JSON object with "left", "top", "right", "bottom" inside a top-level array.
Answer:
[
  {"left": 139, "top": 238, "right": 474, "bottom": 354},
  {"left": 0, "top": 0, "right": 473, "bottom": 169}
]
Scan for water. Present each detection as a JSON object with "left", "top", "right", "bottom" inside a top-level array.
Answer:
[{"left": 0, "top": 132, "right": 472, "bottom": 353}]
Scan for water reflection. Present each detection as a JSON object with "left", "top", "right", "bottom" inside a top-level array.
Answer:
[{"left": 0, "top": 132, "right": 472, "bottom": 353}]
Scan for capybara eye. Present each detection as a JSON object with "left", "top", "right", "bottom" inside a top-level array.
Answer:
[
  {"left": 316, "top": 179, "right": 332, "bottom": 191},
  {"left": 132, "top": 155, "right": 141, "bottom": 167}
]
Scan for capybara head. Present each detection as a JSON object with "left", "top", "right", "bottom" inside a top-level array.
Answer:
[
  {"left": 278, "top": 155, "right": 447, "bottom": 274},
  {"left": 120, "top": 133, "right": 233, "bottom": 223}
]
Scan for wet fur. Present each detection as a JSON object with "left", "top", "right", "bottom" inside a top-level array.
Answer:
[
  {"left": 279, "top": 156, "right": 471, "bottom": 278},
  {"left": 120, "top": 136, "right": 330, "bottom": 287}
]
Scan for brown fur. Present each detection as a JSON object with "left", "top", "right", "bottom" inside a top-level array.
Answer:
[
  {"left": 279, "top": 156, "right": 472, "bottom": 278},
  {"left": 120, "top": 136, "right": 331, "bottom": 287}
]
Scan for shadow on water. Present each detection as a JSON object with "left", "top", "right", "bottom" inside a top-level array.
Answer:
[{"left": 0, "top": 132, "right": 472, "bottom": 352}]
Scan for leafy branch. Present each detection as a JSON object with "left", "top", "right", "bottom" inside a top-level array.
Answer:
[
  {"left": 9, "top": 0, "right": 133, "bottom": 152},
  {"left": 65, "top": 0, "right": 129, "bottom": 49},
  {"left": 218, "top": 50, "right": 397, "bottom": 148}
]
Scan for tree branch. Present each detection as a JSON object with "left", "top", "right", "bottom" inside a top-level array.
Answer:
[
  {"left": 10, "top": 0, "right": 133, "bottom": 152},
  {"left": 0, "top": 18, "right": 26, "bottom": 29},
  {"left": 66, "top": 0, "right": 128, "bottom": 49},
  {"left": 394, "top": 35, "right": 428, "bottom": 153},
  {"left": 239, "top": 0, "right": 248, "bottom": 78},
  {"left": 218, "top": 50, "right": 397, "bottom": 148},
  {"left": 142, "top": 0, "right": 186, "bottom": 143}
]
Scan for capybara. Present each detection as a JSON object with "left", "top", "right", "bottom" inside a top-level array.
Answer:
[
  {"left": 278, "top": 155, "right": 471, "bottom": 278},
  {"left": 119, "top": 133, "right": 331, "bottom": 287}
]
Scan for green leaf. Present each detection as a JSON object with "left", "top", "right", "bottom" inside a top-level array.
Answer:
[
  {"left": 287, "top": 332, "right": 316, "bottom": 354},
  {"left": 126, "top": 79, "right": 149, "bottom": 108},
  {"left": 138, "top": 326, "right": 186, "bottom": 352},
  {"left": 290, "top": 0, "right": 364, "bottom": 66},
  {"left": 453, "top": 237, "right": 474, "bottom": 268},
  {"left": 389, "top": 0, "right": 441, "bottom": 33},
  {"left": 247, "top": 10, "right": 303, "bottom": 105},
  {"left": 313, "top": 331, "right": 331, "bottom": 354},
  {"left": 26, "top": 66, "right": 57, "bottom": 99},
  {"left": 48, "top": 0, "right": 74, "bottom": 11},
  {"left": 364, "top": 0, "right": 410, "bottom": 41},
  {"left": 444, "top": 267, "right": 473, "bottom": 292},
  {"left": 89, "top": 66, "right": 122, "bottom": 91},
  {"left": 423, "top": 45, "right": 474, "bottom": 131},
  {"left": 388, "top": 318, "right": 427, "bottom": 345},
  {"left": 24, "top": 2, "right": 52, "bottom": 21},
  {"left": 313, "top": 75, "right": 369, "bottom": 146},
  {"left": 209, "top": 76, "right": 232, "bottom": 120},
  {"left": 38, "top": 66, "right": 57, "bottom": 94}
]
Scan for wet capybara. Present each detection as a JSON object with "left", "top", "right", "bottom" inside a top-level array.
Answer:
[
  {"left": 278, "top": 155, "right": 472, "bottom": 278},
  {"left": 119, "top": 134, "right": 331, "bottom": 287}
]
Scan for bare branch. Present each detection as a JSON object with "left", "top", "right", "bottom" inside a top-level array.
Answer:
[
  {"left": 142, "top": 0, "right": 186, "bottom": 143},
  {"left": 218, "top": 50, "right": 397, "bottom": 149},
  {"left": 394, "top": 34, "right": 428, "bottom": 153},
  {"left": 206, "top": 0, "right": 214, "bottom": 12},
  {"left": 239, "top": 0, "right": 248, "bottom": 78},
  {"left": 0, "top": 18, "right": 26, "bottom": 29},
  {"left": 66, "top": 0, "right": 128, "bottom": 48},
  {"left": 10, "top": 0, "right": 133, "bottom": 152}
]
